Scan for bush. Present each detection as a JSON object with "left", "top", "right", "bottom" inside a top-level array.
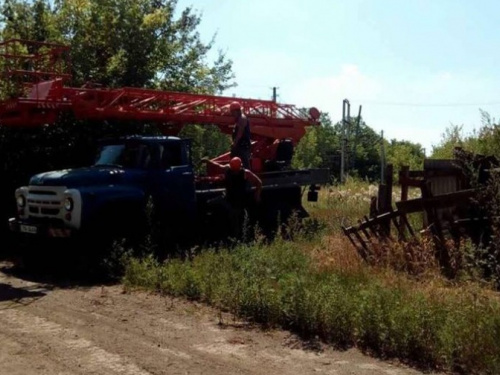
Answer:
[{"left": 123, "top": 238, "right": 500, "bottom": 374}]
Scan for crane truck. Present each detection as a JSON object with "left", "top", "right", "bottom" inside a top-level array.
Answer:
[{"left": 0, "top": 39, "right": 330, "bottom": 250}]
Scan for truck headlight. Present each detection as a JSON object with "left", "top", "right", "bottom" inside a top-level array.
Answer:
[
  {"left": 64, "top": 197, "right": 74, "bottom": 211},
  {"left": 16, "top": 195, "right": 26, "bottom": 208}
]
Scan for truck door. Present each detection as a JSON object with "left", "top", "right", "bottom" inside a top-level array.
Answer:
[{"left": 148, "top": 140, "right": 196, "bottom": 227}]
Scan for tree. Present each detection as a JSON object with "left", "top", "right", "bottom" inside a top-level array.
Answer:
[
  {"left": 430, "top": 110, "right": 500, "bottom": 159},
  {"left": 293, "top": 113, "right": 387, "bottom": 182},
  {"left": 292, "top": 112, "right": 337, "bottom": 170},
  {"left": 0, "top": 0, "right": 235, "bottom": 234},
  {"left": 0, "top": 0, "right": 236, "bottom": 164},
  {"left": 431, "top": 124, "right": 466, "bottom": 159},
  {"left": 472, "top": 110, "right": 500, "bottom": 156},
  {"left": 292, "top": 126, "right": 322, "bottom": 169},
  {"left": 334, "top": 117, "right": 381, "bottom": 181},
  {"left": 179, "top": 124, "right": 230, "bottom": 171},
  {"left": 385, "top": 139, "right": 425, "bottom": 182},
  {"left": 1, "top": 0, "right": 235, "bottom": 91}
]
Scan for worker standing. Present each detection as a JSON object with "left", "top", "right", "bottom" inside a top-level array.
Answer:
[
  {"left": 201, "top": 156, "right": 262, "bottom": 239},
  {"left": 229, "top": 101, "right": 252, "bottom": 169}
]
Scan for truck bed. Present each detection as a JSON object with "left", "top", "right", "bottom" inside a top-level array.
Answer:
[{"left": 195, "top": 168, "right": 330, "bottom": 194}]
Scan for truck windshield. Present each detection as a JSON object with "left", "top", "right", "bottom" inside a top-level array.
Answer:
[
  {"left": 94, "top": 144, "right": 150, "bottom": 168},
  {"left": 94, "top": 145, "right": 125, "bottom": 166}
]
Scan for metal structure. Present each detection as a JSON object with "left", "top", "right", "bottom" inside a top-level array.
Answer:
[
  {"left": 339, "top": 99, "right": 362, "bottom": 183},
  {"left": 343, "top": 153, "right": 499, "bottom": 272},
  {"left": 0, "top": 39, "right": 321, "bottom": 173}
]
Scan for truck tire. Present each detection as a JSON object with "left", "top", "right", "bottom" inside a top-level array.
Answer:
[
  {"left": 17, "top": 236, "right": 68, "bottom": 276},
  {"left": 257, "top": 186, "right": 307, "bottom": 238},
  {"left": 72, "top": 207, "right": 123, "bottom": 277}
]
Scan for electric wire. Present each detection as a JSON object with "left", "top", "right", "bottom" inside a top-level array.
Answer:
[{"left": 351, "top": 100, "right": 500, "bottom": 107}]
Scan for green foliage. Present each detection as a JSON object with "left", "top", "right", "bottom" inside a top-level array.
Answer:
[
  {"left": 386, "top": 139, "right": 425, "bottom": 181},
  {"left": 123, "top": 238, "right": 500, "bottom": 374},
  {"left": 344, "top": 119, "right": 381, "bottom": 181},
  {"left": 1, "top": 0, "right": 235, "bottom": 92},
  {"left": 0, "top": 0, "right": 235, "bottom": 151},
  {"left": 292, "top": 126, "right": 323, "bottom": 169},
  {"left": 431, "top": 110, "right": 500, "bottom": 159},
  {"left": 473, "top": 110, "right": 500, "bottom": 156},
  {"left": 458, "top": 163, "right": 500, "bottom": 288},
  {"left": 0, "top": 0, "right": 235, "bottom": 240},
  {"left": 179, "top": 124, "right": 230, "bottom": 171},
  {"left": 292, "top": 112, "right": 337, "bottom": 170},
  {"left": 304, "top": 177, "right": 373, "bottom": 235},
  {"left": 428, "top": 114, "right": 500, "bottom": 287},
  {"left": 431, "top": 124, "right": 467, "bottom": 159},
  {"left": 293, "top": 113, "right": 403, "bottom": 182}
]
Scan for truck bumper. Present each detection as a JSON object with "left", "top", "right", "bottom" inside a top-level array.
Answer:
[{"left": 8, "top": 218, "right": 73, "bottom": 238}]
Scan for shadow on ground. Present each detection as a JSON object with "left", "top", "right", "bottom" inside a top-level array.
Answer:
[
  {"left": 0, "top": 258, "right": 119, "bottom": 291},
  {"left": 0, "top": 281, "right": 50, "bottom": 305}
]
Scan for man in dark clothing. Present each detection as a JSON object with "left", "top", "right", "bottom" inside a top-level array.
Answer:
[
  {"left": 229, "top": 101, "right": 251, "bottom": 169},
  {"left": 201, "top": 156, "right": 262, "bottom": 239}
]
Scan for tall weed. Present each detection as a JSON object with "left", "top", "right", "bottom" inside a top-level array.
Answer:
[{"left": 123, "top": 236, "right": 500, "bottom": 374}]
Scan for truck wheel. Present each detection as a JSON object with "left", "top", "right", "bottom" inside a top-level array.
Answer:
[
  {"left": 17, "top": 236, "right": 65, "bottom": 275},
  {"left": 17, "top": 236, "right": 45, "bottom": 272},
  {"left": 71, "top": 209, "right": 120, "bottom": 278}
]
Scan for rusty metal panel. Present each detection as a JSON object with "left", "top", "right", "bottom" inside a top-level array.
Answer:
[
  {"left": 424, "top": 159, "right": 459, "bottom": 170},
  {"left": 424, "top": 159, "right": 463, "bottom": 225},
  {"left": 429, "top": 175, "right": 459, "bottom": 196},
  {"left": 424, "top": 159, "right": 464, "bottom": 194}
]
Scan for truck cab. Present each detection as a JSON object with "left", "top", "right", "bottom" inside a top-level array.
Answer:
[{"left": 9, "top": 136, "right": 196, "bottom": 239}]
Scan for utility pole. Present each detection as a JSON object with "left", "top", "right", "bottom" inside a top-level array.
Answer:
[
  {"left": 380, "top": 130, "right": 385, "bottom": 184},
  {"left": 341, "top": 101, "right": 346, "bottom": 184},
  {"left": 272, "top": 87, "right": 278, "bottom": 102},
  {"left": 341, "top": 99, "right": 351, "bottom": 184},
  {"left": 271, "top": 87, "right": 278, "bottom": 118},
  {"left": 350, "top": 105, "right": 362, "bottom": 169}
]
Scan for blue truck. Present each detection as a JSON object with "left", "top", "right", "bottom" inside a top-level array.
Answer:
[
  {"left": 9, "top": 135, "right": 329, "bottom": 252},
  {"left": 0, "top": 39, "right": 330, "bottom": 269}
]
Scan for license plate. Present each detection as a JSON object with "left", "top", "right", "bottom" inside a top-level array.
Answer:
[{"left": 20, "top": 225, "right": 38, "bottom": 234}]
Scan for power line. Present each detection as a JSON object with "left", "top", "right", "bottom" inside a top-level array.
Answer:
[
  {"left": 232, "top": 83, "right": 272, "bottom": 89},
  {"left": 352, "top": 100, "right": 500, "bottom": 107}
]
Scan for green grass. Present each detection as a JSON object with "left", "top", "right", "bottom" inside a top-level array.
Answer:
[
  {"left": 305, "top": 178, "right": 424, "bottom": 234},
  {"left": 123, "top": 237, "right": 500, "bottom": 374},
  {"left": 122, "top": 178, "right": 500, "bottom": 374}
]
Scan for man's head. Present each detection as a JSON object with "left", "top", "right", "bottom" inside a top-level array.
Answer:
[
  {"left": 229, "top": 101, "right": 242, "bottom": 119},
  {"left": 229, "top": 157, "right": 243, "bottom": 172}
]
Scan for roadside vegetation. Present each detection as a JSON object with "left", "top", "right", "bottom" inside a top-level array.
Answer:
[
  {"left": 123, "top": 178, "right": 500, "bottom": 375},
  {"left": 2, "top": 2, "right": 500, "bottom": 374}
]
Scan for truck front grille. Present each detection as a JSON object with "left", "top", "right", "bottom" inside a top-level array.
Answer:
[
  {"left": 27, "top": 199, "right": 60, "bottom": 205},
  {"left": 41, "top": 208, "right": 60, "bottom": 215},
  {"left": 29, "top": 190, "right": 57, "bottom": 196},
  {"left": 26, "top": 186, "right": 66, "bottom": 219}
]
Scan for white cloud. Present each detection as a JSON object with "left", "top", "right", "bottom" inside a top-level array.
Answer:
[
  {"left": 437, "top": 71, "right": 452, "bottom": 81},
  {"left": 285, "top": 64, "right": 382, "bottom": 117},
  {"left": 225, "top": 59, "right": 498, "bottom": 152},
  {"left": 278, "top": 65, "right": 499, "bottom": 151}
]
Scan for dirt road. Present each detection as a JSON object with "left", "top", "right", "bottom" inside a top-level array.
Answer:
[{"left": 0, "top": 262, "right": 437, "bottom": 375}]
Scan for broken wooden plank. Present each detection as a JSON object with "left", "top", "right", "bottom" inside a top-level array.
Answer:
[{"left": 396, "top": 189, "right": 477, "bottom": 214}]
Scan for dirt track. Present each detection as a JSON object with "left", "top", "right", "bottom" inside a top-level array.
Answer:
[{"left": 0, "top": 261, "right": 437, "bottom": 375}]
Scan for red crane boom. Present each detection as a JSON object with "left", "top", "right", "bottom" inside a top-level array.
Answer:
[{"left": 0, "top": 39, "right": 321, "bottom": 172}]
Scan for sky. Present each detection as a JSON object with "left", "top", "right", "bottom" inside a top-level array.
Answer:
[{"left": 176, "top": 0, "right": 500, "bottom": 154}]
